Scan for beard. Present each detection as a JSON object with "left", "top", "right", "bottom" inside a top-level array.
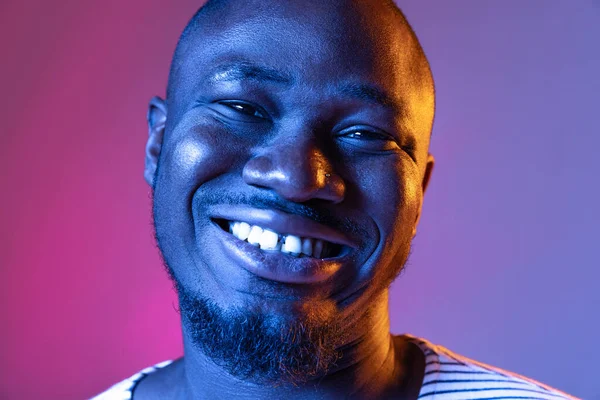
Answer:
[
  {"left": 152, "top": 217, "right": 410, "bottom": 387},
  {"left": 174, "top": 280, "right": 346, "bottom": 386}
]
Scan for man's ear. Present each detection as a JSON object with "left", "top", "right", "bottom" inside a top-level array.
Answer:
[
  {"left": 144, "top": 96, "right": 167, "bottom": 187},
  {"left": 412, "top": 153, "right": 435, "bottom": 237},
  {"left": 421, "top": 153, "right": 435, "bottom": 195}
]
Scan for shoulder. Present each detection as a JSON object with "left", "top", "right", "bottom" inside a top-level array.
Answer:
[
  {"left": 401, "top": 334, "right": 580, "bottom": 399},
  {"left": 90, "top": 360, "right": 173, "bottom": 400}
]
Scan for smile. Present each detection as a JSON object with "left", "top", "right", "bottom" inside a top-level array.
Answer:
[
  {"left": 220, "top": 220, "right": 342, "bottom": 259},
  {"left": 207, "top": 206, "right": 357, "bottom": 284}
]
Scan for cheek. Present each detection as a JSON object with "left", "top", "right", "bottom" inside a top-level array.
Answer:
[
  {"left": 375, "top": 159, "right": 423, "bottom": 269},
  {"left": 343, "top": 156, "right": 422, "bottom": 290},
  {"left": 355, "top": 156, "right": 422, "bottom": 261},
  {"left": 381, "top": 161, "right": 421, "bottom": 240},
  {"left": 172, "top": 138, "right": 207, "bottom": 176},
  {"left": 161, "top": 117, "right": 233, "bottom": 192},
  {"left": 153, "top": 117, "right": 239, "bottom": 268},
  {"left": 354, "top": 156, "right": 421, "bottom": 229}
]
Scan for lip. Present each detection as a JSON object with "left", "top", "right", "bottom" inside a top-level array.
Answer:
[{"left": 207, "top": 206, "right": 358, "bottom": 284}]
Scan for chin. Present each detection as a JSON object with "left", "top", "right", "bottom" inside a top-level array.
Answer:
[{"left": 176, "top": 278, "right": 347, "bottom": 385}]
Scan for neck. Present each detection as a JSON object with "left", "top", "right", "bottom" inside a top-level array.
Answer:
[{"left": 178, "top": 291, "right": 416, "bottom": 399}]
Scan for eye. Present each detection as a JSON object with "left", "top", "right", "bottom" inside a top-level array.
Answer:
[
  {"left": 343, "top": 130, "right": 389, "bottom": 141},
  {"left": 338, "top": 128, "right": 400, "bottom": 152},
  {"left": 218, "top": 100, "right": 268, "bottom": 119}
]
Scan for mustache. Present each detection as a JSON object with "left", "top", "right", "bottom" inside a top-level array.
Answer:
[{"left": 198, "top": 191, "right": 367, "bottom": 238}]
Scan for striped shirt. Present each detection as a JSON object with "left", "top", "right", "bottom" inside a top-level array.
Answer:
[{"left": 91, "top": 334, "right": 579, "bottom": 399}]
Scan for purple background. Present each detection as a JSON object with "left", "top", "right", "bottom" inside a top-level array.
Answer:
[{"left": 1, "top": 1, "right": 598, "bottom": 398}]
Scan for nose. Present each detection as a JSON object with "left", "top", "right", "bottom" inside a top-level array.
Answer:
[{"left": 242, "top": 135, "right": 345, "bottom": 204}]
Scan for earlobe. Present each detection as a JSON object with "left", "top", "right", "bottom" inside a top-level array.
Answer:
[
  {"left": 144, "top": 96, "right": 168, "bottom": 187},
  {"left": 412, "top": 153, "right": 435, "bottom": 237}
]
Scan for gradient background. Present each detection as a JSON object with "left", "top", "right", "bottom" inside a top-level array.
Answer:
[{"left": 1, "top": 1, "right": 598, "bottom": 399}]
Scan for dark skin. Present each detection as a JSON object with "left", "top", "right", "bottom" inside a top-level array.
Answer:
[{"left": 142, "top": 0, "right": 434, "bottom": 398}]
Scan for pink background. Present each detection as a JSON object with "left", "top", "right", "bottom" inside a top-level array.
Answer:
[{"left": 1, "top": 1, "right": 598, "bottom": 398}]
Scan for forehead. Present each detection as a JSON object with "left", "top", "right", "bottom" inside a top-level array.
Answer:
[{"left": 177, "top": 1, "right": 416, "bottom": 87}]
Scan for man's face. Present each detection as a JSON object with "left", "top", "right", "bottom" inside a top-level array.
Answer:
[{"left": 148, "top": 0, "right": 434, "bottom": 383}]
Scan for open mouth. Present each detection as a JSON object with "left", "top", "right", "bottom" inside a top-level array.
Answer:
[{"left": 213, "top": 218, "right": 344, "bottom": 259}]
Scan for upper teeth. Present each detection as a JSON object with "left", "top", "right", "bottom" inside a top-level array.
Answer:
[{"left": 228, "top": 221, "right": 329, "bottom": 258}]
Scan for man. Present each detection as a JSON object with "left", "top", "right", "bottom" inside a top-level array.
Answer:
[{"left": 94, "top": 0, "right": 578, "bottom": 398}]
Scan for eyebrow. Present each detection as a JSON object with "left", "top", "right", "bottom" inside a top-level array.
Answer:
[
  {"left": 337, "top": 82, "right": 402, "bottom": 113},
  {"left": 208, "top": 62, "right": 293, "bottom": 85}
]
